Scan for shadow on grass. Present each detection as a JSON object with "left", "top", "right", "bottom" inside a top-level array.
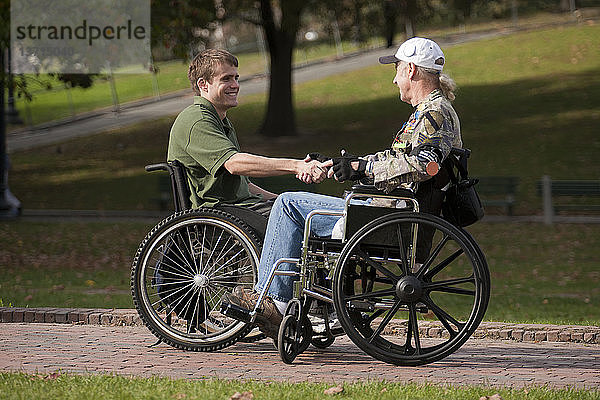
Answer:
[{"left": 8, "top": 70, "right": 600, "bottom": 213}]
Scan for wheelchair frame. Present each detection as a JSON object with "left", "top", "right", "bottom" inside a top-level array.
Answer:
[{"left": 133, "top": 150, "right": 490, "bottom": 366}]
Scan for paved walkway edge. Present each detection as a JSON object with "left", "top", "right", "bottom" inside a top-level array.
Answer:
[{"left": 1, "top": 307, "right": 598, "bottom": 345}]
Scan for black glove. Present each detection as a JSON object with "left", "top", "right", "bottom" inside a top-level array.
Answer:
[
  {"left": 332, "top": 155, "right": 367, "bottom": 182},
  {"left": 307, "top": 152, "right": 331, "bottom": 163}
]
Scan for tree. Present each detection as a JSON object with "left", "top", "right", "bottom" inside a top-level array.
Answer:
[
  {"left": 384, "top": 0, "right": 400, "bottom": 48},
  {"left": 0, "top": 0, "right": 21, "bottom": 218},
  {"left": 226, "top": 0, "right": 308, "bottom": 137},
  {"left": 257, "top": 0, "right": 306, "bottom": 137},
  {"left": 151, "top": 0, "right": 215, "bottom": 59}
]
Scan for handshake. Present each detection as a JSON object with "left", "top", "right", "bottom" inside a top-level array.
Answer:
[{"left": 295, "top": 151, "right": 367, "bottom": 184}]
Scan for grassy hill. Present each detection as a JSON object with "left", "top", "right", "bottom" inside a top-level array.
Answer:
[{"left": 8, "top": 24, "right": 600, "bottom": 214}]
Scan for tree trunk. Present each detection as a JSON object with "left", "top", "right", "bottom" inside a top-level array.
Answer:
[
  {"left": 258, "top": 0, "right": 303, "bottom": 137},
  {"left": 0, "top": 45, "right": 10, "bottom": 213},
  {"left": 260, "top": 30, "right": 296, "bottom": 137},
  {"left": 384, "top": 0, "right": 399, "bottom": 48}
]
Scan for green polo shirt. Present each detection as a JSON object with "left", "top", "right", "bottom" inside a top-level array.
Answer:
[{"left": 167, "top": 96, "right": 261, "bottom": 208}]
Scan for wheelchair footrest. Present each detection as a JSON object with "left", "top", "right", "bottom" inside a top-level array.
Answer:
[{"left": 220, "top": 301, "right": 253, "bottom": 324}]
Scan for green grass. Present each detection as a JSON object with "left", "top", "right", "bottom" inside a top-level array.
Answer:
[
  {"left": 0, "top": 373, "right": 598, "bottom": 400},
  {"left": 8, "top": 39, "right": 386, "bottom": 127},
  {"left": 0, "top": 221, "right": 152, "bottom": 309},
  {"left": 9, "top": 25, "right": 600, "bottom": 213},
  {"left": 230, "top": 25, "right": 600, "bottom": 213},
  {"left": 3, "top": 25, "right": 600, "bottom": 323},
  {"left": 8, "top": 10, "right": 589, "bottom": 128},
  {"left": 1, "top": 220, "right": 598, "bottom": 325}
]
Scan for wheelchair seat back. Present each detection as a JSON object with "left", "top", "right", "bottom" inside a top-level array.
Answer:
[
  {"left": 344, "top": 186, "right": 417, "bottom": 246},
  {"left": 169, "top": 160, "right": 192, "bottom": 212}
]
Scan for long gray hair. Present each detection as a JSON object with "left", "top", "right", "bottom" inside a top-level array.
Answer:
[{"left": 414, "top": 64, "right": 457, "bottom": 102}]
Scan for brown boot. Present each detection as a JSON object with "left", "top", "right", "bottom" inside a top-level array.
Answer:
[{"left": 224, "top": 286, "right": 283, "bottom": 339}]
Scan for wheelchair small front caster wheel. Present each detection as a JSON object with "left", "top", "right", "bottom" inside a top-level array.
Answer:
[
  {"left": 311, "top": 334, "right": 335, "bottom": 349},
  {"left": 277, "top": 315, "right": 311, "bottom": 364}
]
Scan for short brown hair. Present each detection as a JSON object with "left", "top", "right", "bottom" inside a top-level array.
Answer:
[{"left": 188, "top": 49, "right": 239, "bottom": 95}]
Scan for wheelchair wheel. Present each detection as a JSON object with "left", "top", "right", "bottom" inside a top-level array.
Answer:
[
  {"left": 131, "top": 208, "right": 261, "bottom": 351},
  {"left": 277, "top": 314, "right": 312, "bottom": 364},
  {"left": 311, "top": 334, "right": 335, "bottom": 349},
  {"left": 332, "top": 212, "right": 489, "bottom": 366}
]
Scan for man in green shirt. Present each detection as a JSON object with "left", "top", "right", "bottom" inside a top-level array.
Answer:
[{"left": 167, "top": 49, "right": 327, "bottom": 214}]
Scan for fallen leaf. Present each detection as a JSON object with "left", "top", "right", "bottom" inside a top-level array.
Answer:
[
  {"left": 44, "top": 372, "right": 61, "bottom": 380},
  {"left": 229, "top": 391, "right": 253, "bottom": 400},
  {"left": 479, "top": 394, "right": 504, "bottom": 400},
  {"left": 324, "top": 385, "right": 344, "bottom": 395}
]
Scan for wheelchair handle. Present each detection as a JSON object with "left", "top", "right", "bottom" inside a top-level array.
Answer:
[
  {"left": 145, "top": 163, "right": 169, "bottom": 172},
  {"left": 450, "top": 147, "right": 471, "bottom": 158}
]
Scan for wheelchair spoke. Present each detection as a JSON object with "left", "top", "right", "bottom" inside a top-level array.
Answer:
[
  {"left": 355, "top": 248, "right": 400, "bottom": 282},
  {"left": 155, "top": 242, "right": 196, "bottom": 279},
  {"left": 150, "top": 264, "right": 195, "bottom": 282},
  {"left": 205, "top": 235, "right": 235, "bottom": 275},
  {"left": 408, "top": 303, "right": 422, "bottom": 354},
  {"left": 368, "top": 300, "right": 403, "bottom": 343},
  {"left": 396, "top": 224, "right": 410, "bottom": 276},
  {"left": 150, "top": 280, "right": 194, "bottom": 309},
  {"left": 209, "top": 247, "right": 246, "bottom": 277},
  {"left": 186, "top": 294, "right": 201, "bottom": 334},
  {"left": 155, "top": 281, "right": 195, "bottom": 312},
  {"left": 170, "top": 231, "right": 198, "bottom": 274},
  {"left": 345, "top": 288, "right": 396, "bottom": 302},
  {"left": 423, "top": 275, "right": 476, "bottom": 296},
  {"left": 423, "top": 248, "right": 463, "bottom": 281},
  {"left": 416, "top": 234, "right": 450, "bottom": 279},
  {"left": 205, "top": 229, "right": 225, "bottom": 272},
  {"left": 362, "top": 309, "right": 385, "bottom": 325},
  {"left": 422, "top": 296, "right": 463, "bottom": 338},
  {"left": 197, "top": 224, "right": 207, "bottom": 275},
  {"left": 183, "top": 226, "right": 201, "bottom": 275}
]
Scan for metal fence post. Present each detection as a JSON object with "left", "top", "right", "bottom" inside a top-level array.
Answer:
[
  {"left": 106, "top": 62, "right": 120, "bottom": 113},
  {"left": 542, "top": 175, "right": 553, "bottom": 225}
]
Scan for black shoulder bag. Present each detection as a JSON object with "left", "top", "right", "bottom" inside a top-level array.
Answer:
[{"left": 441, "top": 149, "right": 485, "bottom": 227}]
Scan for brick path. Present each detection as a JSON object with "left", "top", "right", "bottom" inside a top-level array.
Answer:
[
  {"left": 1, "top": 323, "right": 599, "bottom": 389},
  {"left": 2, "top": 307, "right": 599, "bottom": 345}
]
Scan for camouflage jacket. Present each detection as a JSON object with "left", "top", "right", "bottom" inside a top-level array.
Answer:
[{"left": 365, "top": 89, "right": 462, "bottom": 193}]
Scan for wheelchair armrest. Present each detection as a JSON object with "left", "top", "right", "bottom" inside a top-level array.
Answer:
[
  {"left": 350, "top": 184, "right": 415, "bottom": 199},
  {"left": 144, "top": 161, "right": 192, "bottom": 212},
  {"left": 145, "top": 163, "right": 169, "bottom": 172}
]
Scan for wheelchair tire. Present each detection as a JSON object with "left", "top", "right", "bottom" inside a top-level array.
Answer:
[
  {"left": 131, "top": 208, "right": 261, "bottom": 352},
  {"left": 277, "top": 314, "right": 312, "bottom": 364},
  {"left": 310, "top": 334, "right": 335, "bottom": 349},
  {"left": 332, "top": 212, "right": 489, "bottom": 366}
]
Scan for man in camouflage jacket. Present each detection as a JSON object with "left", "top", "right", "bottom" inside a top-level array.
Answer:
[{"left": 225, "top": 38, "right": 463, "bottom": 333}]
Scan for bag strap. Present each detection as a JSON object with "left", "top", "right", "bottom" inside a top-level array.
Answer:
[{"left": 442, "top": 148, "right": 473, "bottom": 186}]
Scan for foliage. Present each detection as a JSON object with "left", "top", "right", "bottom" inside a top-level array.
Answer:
[{"left": 151, "top": 0, "right": 215, "bottom": 59}]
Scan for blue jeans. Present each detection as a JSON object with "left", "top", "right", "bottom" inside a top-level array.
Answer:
[{"left": 255, "top": 192, "right": 344, "bottom": 303}]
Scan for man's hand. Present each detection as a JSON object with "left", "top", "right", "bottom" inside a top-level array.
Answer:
[
  {"left": 295, "top": 159, "right": 329, "bottom": 184},
  {"left": 328, "top": 154, "right": 367, "bottom": 182}
]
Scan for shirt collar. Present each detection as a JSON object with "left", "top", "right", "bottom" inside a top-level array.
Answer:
[
  {"left": 194, "top": 96, "right": 232, "bottom": 130},
  {"left": 413, "top": 89, "right": 442, "bottom": 112}
]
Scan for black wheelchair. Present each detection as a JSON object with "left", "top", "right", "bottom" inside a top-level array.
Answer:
[{"left": 131, "top": 149, "right": 490, "bottom": 366}]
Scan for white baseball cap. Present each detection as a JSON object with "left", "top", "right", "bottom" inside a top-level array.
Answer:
[{"left": 379, "top": 37, "right": 445, "bottom": 71}]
